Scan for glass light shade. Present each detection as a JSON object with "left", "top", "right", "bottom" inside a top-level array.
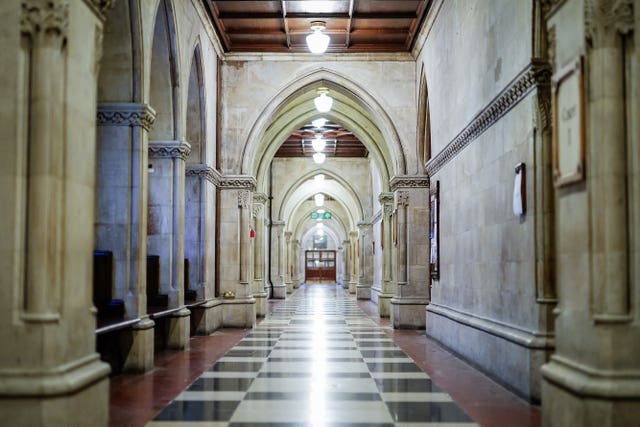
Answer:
[
  {"left": 306, "top": 30, "right": 330, "bottom": 54},
  {"left": 314, "top": 93, "right": 333, "bottom": 112},
  {"left": 316, "top": 209, "right": 325, "bottom": 213},
  {"left": 312, "top": 136, "right": 326, "bottom": 152},
  {"left": 317, "top": 229, "right": 325, "bottom": 236},
  {"left": 314, "top": 193, "right": 325, "bottom": 206},
  {"left": 313, "top": 152, "right": 326, "bottom": 164},
  {"left": 312, "top": 118, "right": 328, "bottom": 128},
  {"left": 314, "top": 174, "right": 325, "bottom": 182}
]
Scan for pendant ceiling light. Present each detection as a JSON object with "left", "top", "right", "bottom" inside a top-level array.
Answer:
[
  {"left": 306, "top": 21, "right": 330, "bottom": 54},
  {"left": 312, "top": 117, "right": 328, "bottom": 128},
  {"left": 313, "top": 152, "right": 326, "bottom": 164},
  {"left": 314, "top": 87, "right": 333, "bottom": 113},
  {"left": 314, "top": 193, "right": 325, "bottom": 206},
  {"left": 311, "top": 134, "right": 326, "bottom": 152}
]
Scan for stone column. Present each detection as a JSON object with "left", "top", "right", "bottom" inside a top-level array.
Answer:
[
  {"left": 378, "top": 192, "right": 395, "bottom": 316},
  {"left": 271, "top": 221, "right": 286, "bottom": 298},
  {"left": 185, "top": 164, "right": 221, "bottom": 335},
  {"left": 218, "top": 176, "right": 256, "bottom": 327},
  {"left": 252, "top": 193, "right": 268, "bottom": 315},
  {"left": 542, "top": 2, "right": 640, "bottom": 424},
  {"left": 292, "top": 239, "right": 301, "bottom": 288},
  {"left": 348, "top": 230, "right": 359, "bottom": 294},
  {"left": 389, "top": 177, "right": 430, "bottom": 329},
  {"left": 284, "top": 231, "right": 293, "bottom": 293},
  {"left": 148, "top": 140, "right": 191, "bottom": 350},
  {"left": 342, "top": 240, "right": 350, "bottom": 288},
  {"left": 0, "top": 1, "right": 112, "bottom": 424},
  {"left": 357, "top": 222, "right": 373, "bottom": 299}
]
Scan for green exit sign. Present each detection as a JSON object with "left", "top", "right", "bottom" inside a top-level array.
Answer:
[{"left": 311, "top": 211, "right": 332, "bottom": 220}]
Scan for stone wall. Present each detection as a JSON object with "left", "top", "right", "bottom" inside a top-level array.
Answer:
[{"left": 418, "top": 0, "right": 554, "bottom": 401}]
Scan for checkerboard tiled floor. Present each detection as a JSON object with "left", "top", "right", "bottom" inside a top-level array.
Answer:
[{"left": 147, "top": 284, "right": 478, "bottom": 426}]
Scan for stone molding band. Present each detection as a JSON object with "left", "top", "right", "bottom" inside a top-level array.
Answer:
[
  {"left": 427, "top": 302, "right": 555, "bottom": 350},
  {"left": 426, "top": 60, "right": 552, "bottom": 177},
  {"left": 97, "top": 103, "right": 157, "bottom": 131},
  {"left": 220, "top": 175, "right": 257, "bottom": 190},
  {"left": 149, "top": 140, "right": 191, "bottom": 160},
  {"left": 542, "top": 354, "right": 640, "bottom": 398},
  {"left": 186, "top": 164, "right": 222, "bottom": 185},
  {"left": 389, "top": 176, "right": 429, "bottom": 191}
]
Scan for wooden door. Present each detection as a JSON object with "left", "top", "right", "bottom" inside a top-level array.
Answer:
[{"left": 305, "top": 250, "right": 336, "bottom": 282}]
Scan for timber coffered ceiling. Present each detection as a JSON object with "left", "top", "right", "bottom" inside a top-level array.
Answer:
[{"left": 201, "top": 0, "right": 432, "bottom": 54}]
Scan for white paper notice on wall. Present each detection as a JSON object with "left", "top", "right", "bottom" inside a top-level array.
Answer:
[{"left": 513, "top": 163, "right": 525, "bottom": 216}]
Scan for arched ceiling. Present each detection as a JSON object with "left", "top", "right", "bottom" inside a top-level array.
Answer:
[{"left": 274, "top": 120, "right": 368, "bottom": 159}]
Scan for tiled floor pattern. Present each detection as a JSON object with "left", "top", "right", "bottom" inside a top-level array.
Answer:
[{"left": 148, "top": 285, "right": 478, "bottom": 426}]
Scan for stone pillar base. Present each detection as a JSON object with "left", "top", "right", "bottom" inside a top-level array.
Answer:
[
  {"left": 254, "top": 291, "right": 268, "bottom": 317},
  {"left": 390, "top": 297, "right": 428, "bottom": 329},
  {"left": 191, "top": 300, "right": 223, "bottom": 335},
  {"left": 356, "top": 284, "right": 371, "bottom": 300},
  {"left": 222, "top": 298, "right": 257, "bottom": 328},
  {"left": 272, "top": 284, "right": 287, "bottom": 299},
  {"left": 542, "top": 357, "right": 640, "bottom": 426},
  {"left": 168, "top": 308, "right": 191, "bottom": 350},
  {"left": 0, "top": 367, "right": 109, "bottom": 427},
  {"left": 292, "top": 278, "right": 300, "bottom": 289},
  {"left": 342, "top": 280, "right": 349, "bottom": 289},
  {"left": 377, "top": 295, "right": 393, "bottom": 317},
  {"left": 124, "top": 318, "right": 155, "bottom": 373},
  {"left": 286, "top": 281, "right": 293, "bottom": 293},
  {"left": 348, "top": 280, "right": 357, "bottom": 294}
]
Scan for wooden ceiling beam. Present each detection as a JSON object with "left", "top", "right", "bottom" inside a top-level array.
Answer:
[{"left": 219, "top": 12, "right": 417, "bottom": 20}]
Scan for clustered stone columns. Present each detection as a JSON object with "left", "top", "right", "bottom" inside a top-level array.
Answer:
[
  {"left": 292, "top": 239, "right": 302, "bottom": 289},
  {"left": 542, "top": 1, "right": 640, "bottom": 424},
  {"left": 148, "top": 140, "right": 192, "bottom": 349},
  {"left": 347, "top": 231, "right": 359, "bottom": 293},
  {"left": 284, "top": 231, "right": 294, "bottom": 293},
  {"left": 252, "top": 193, "right": 268, "bottom": 315},
  {"left": 389, "top": 176, "right": 430, "bottom": 329},
  {"left": 270, "top": 220, "right": 286, "bottom": 298},
  {"left": 0, "top": 1, "right": 112, "bottom": 424},
  {"left": 377, "top": 192, "right": 395, "bottom": 317},
  {"left": 357, "top": 222, "right": 373, "bottom": 299},
  {"left": 185, "top": 164, "right": 221, "bottom": 334},
  {"left": 341, "top": 240, "right": 350, "bottom": 288}
]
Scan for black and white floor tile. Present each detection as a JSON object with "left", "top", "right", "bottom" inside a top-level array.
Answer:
[{"left": 148, "top": 284, "right": 478, "bottom": 427}]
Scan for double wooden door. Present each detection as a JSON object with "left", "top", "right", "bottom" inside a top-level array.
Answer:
[{"left": 305, "top": 250, "right": 336, "bottom": 282}]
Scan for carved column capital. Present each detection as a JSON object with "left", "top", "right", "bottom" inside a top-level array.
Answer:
[
  {"left": 21, "top": 0, "right": 69, "bottom": 45},
  {"left": 97, "top": 103, "right": 157, "bottom": 131},
  {"left": 149, "top": 140, "right": 191, "bottom": 160},
  {"left": 396, "top": 191, "right": 410, "bottom": 207},
  {"left": 585, "top": 0, "right": 634, "bottom": 47},
  {"left": 253, "top": 192, "right": 268, "bottom": 205},
  {"left": 237, "top": 190, "right": 251, "bottom": 209},
  {"left": 389, "top": 175, "right": 429, "bottom": 191},
  {"left": 349, "top": 230, "right": 359, "bottom": 239},
  {"left": 252, "top": 204, "right": 263, "bottom": 218},
  {"left": 220, "top": 175, "right": 257, "bottom": 191},
  {"left": 185, "top": 164, "right": 222, "bottom": 185}
]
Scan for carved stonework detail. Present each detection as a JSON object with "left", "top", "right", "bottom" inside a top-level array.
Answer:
[
  {"left": 389, "top": 176, "right": 429, "bottom": 191},
  {"left": 149, "top": 141, "right": 191, "bottom": 160},
  {"left": 396, "top": 191, "right": 409, "bottom": 207},
  {"left": 252, "top": 204, "right": 263, "bottom": 218},
  {"left": 237, "top": 190, "right": 251, "bottom": 209},
  {"left": 97, "top": 103, "right": 156, "bottom": 131},
  {"left": 585, "top": 0, "right": 634, "bottom": 47},
  {"left": 21, "top": 0, "right": 69, "bottom": 44},
  {"left": 426, "top": 60, "right": 552, "bottom": 177},
  {"left": 220, "top": 175, "right": 257, "bottom": 190},
  {"left": 186, "top": 164, "right": 222, "bottom": 185},
  {"left": 349, "top": 230, "right": 359, "bottom": 239},
  {"left": 253, "top": 192, "right": 268, "bottom": 205},
  {"left": 378, "top": 192, "right": 394, "bottom": 205}
]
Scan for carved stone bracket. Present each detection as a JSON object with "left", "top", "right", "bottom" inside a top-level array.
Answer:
[
  {"left": 21, "top": 0, "right": 69, "bottom": 44},
  {"left": 237, "top": 190, "right": 251, "bottom": 209},
  {"left": 185, "top": 164, "right": 222, "bottom": 185},
  {"left": 220, "top": 175, "right": 257, "bottom": 191},
  {"left": 585, "top": 0, "right": 634, "bottom": 47},
  {"left": 389, "top": 176, "right": 429, "bottom": 191},
  {"left": 252, "top": 204, "right": 263, "bottom": 218},
  {"left": 378, "top": 192, "right": 394, "bottom": 205},
  {"left": 149, "top": 140, "right": 191, "bottom": 160},
  {"left": 396, "top": 191, "right": 410, "bottom": 207},
  {"left": 82, "top": 0, "right": 116, "bottom": 21},
  {"left": 97, "top": 103, "right": 157, "bottom": 131},
  {"left": 426, "top": 60, "right": 552, "bottom": 177}
]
